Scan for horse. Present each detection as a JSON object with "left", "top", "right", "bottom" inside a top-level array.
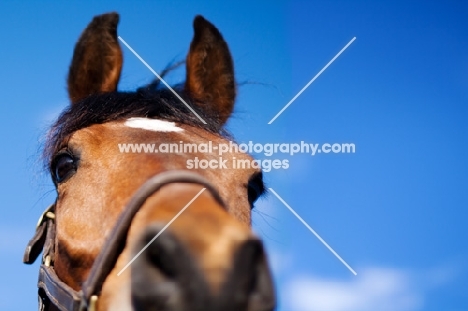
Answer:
[{"left": 23, "top": 12, "right": 275, "bottom": 311}]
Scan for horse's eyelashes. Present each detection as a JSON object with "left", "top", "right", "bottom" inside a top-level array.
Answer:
[{"left": 52, "top": 152, "right": 77, "bottom": 183}]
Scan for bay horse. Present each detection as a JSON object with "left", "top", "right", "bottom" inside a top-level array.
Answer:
[{"left": 24, "top": 12, "right": 275, "bottom": 311}]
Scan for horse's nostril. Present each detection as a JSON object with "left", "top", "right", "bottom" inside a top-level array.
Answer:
[
  {"left": 132, "top": 225, "right": 185, "bottom": 311},
  {"left": 144, "top": 227, "right": 179, "bottom": 279},
  {"left": 131, "top": 224, "right": 210, "bottom": 311},
  {"left": 217, "top": 239, "right": 276, "bottom": 311}
]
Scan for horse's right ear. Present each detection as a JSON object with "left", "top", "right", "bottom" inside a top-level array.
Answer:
[
  {"left": 67, "top": 13, "right": 122, "bottom": 104},
  {"left": 185, "top": 16, "right": 235, "bottom": 125}
]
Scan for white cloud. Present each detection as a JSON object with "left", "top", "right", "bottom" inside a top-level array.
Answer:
[{"left": 283, "top": 267, "right": 424, "bottom": 311}]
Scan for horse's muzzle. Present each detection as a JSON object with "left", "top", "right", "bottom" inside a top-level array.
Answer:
[{"left": 131, "top": 224, "right": 275, "bottom": 311}]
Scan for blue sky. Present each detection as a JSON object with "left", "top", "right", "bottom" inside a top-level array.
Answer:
[{"left": 1, "top": 1, "right": 467, "bottom": 310}]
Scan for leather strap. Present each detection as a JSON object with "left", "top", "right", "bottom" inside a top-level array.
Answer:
[
  {"left": 23, "top": 204, "right": 55, "bottom": 264},
  {"left": 24, "top": 170, "right": 225, "bottom": 311},
  {"left": 38, "top": 265, "right": 81, "bottom": 311}
]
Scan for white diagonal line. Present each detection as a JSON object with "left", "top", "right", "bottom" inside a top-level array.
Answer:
[
  {"left": 117, "top": 188, "right": 206, "bottom": 276},
  {"left": 118, "top": 36, "right": 207, "bottom": 125},
  {"left": 268, "top": 37, "right": 356, "bottom": 124},
  {"left": 269, "top": 187, "right": 357, "bottom": 275}
]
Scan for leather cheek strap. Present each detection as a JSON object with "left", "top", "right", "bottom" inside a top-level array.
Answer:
[
  {"left": 23, "top": 204, "right": 84, "bottom": 311},
  {"left": 24, "top": 204, "right": 54, "bottom": 264}
]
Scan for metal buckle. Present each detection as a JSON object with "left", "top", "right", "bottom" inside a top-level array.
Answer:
[
  {"left": 36, "top": 204, "right": 55, "bottom": 229},
  {"left": 79, "top": 295, "right": 98, "bottom": 311},
  {"left": 44, "top": 255, "right": 51, "bottom": 267},
  {"left": 89, "top": 296, "right": 98, "bottom": 311}
]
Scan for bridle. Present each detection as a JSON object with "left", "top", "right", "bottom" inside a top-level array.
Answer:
[{"left": 24, "top": 170, "right": 226, "bottom": 311}]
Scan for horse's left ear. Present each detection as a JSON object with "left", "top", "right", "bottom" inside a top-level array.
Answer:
[
  {"left": 67, "top": 13, "right": 122, "bottom": 104},
  {"left": 185, "top": 16, "right": 235, "bottom": 125}
]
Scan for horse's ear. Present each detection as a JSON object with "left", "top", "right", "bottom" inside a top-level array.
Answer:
[
  {"left": 185, "top": 16, "right": 235, "bottom": 125},
  {"left": 67, "top": 13, "right": 122, "bottom": 104}
]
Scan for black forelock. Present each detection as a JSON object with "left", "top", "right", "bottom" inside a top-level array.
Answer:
[{"left": 43, "top": 85, "right": 229, "bottom": 169}]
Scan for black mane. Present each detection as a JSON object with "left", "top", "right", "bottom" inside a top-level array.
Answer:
[{"left": 44, "top": 85, "right": 228, "bottom": 169}]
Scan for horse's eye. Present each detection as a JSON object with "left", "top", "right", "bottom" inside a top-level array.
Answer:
[
  {"left": 52, "top": 153, "right": 77, "bottom": 183},
  {"left": 247, "top": 172, "right": 265, "bottom": 208}
]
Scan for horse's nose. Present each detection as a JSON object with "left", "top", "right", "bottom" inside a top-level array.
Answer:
[{"left": 131, "top": 224, "right": 275, "bottom": 311}]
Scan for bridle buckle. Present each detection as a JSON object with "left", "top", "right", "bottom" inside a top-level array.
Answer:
[
  {"left": 79, "top": 295, "right": 98, "bottom": 311},
  {"left": 36, "top": 205, "right": 55, "bottom": 229}
]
